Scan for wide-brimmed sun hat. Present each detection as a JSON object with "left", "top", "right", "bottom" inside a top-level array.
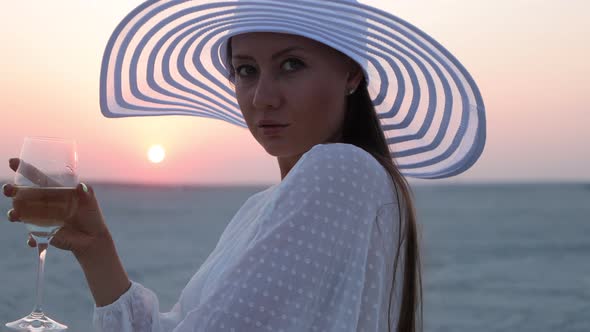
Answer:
[{"left": 100, "top": 0, "right": 486, "bottom": 179}]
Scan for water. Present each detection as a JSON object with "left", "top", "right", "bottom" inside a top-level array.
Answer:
[{"left": 0, "top": 183, "right": 588, "bottom": 331}]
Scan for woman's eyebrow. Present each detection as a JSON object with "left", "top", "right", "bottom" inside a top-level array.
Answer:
[{"left": 232, "top": 46, "right": 304, "bottom": 61}]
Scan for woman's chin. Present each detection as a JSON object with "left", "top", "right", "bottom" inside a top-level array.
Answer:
[
  {"left": 260, "top": 142, "right": 287, "bottom": 156},
  {"left": 258, "top": 139, "right": 298, "bottom": 157}
]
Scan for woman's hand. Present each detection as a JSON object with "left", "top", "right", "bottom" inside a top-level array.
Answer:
[
  {"left": 3, "top": 158, "right": 112, "bottom": 259},
  {"left": 3, "top": 158, "right": 131, "bottom": 306}
]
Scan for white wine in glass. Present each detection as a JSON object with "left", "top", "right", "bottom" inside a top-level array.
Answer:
[
  {"left": 5, "top": 137, "right": 78, "bottom": 331},
  {"left": 13, "top": 186, "right": 78, "bottom": 238}
]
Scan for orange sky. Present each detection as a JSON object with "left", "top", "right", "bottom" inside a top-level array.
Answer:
[{"left": 1, "top": 0, "right": 588, "bottom": 185}]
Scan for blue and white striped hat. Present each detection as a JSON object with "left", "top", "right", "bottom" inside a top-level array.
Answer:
[{"left": 100, "top": 0, "right": 486, "bottom": 179}]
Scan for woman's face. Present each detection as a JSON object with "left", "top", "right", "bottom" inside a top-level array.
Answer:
[{"left": 230, "top": 32, "right": 362, "bottom": 158}]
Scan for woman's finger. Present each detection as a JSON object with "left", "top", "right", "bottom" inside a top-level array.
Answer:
[
  {"left": 50, "top": 227, "right": 91, "bottom": 252},
  {"left": 76, "top": 182, "right": 97, "bottom": 210},
  {"left": 27, "top": 235, "right": 37, "bottom": 248},
  {"left": 2, "top": 183, "right": 15, "bottom": 197},
  {"left": 9, "top": 158, "right": 62, "bottom": 187},
  {"left": 6, "top": 209, "right": 20, "bottom": 222},
  {"left": 8, "top": 158, "right": 19, "bottom": 172}
]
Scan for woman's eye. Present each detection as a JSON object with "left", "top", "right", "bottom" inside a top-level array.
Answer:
[
  {"left": 234, "top": 59, "right": 304, "bottom": 79},
  {"left": 282, "top": 58, "right": 305, "bottom": 72},
  {"left": 235, "top": 65, "right": 256, "bottom": 78}
]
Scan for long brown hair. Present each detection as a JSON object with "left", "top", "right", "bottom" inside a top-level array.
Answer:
[
  {"left": 225, "top": 38, "right": 423, "bottom": 332},
  {"left": 343, "top": 78, "right": 423, "bottom": 332}
]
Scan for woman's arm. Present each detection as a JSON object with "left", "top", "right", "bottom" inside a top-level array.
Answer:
[
  {"left": 4, "top": 159, "right": 178, "bottom": 331},
  {"left": 74, "top": 233, "right": 131, "bottom": 307}
]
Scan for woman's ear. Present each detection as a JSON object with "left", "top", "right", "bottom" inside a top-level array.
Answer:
[{"left": 346, "top": 60, "right": 364, "bottom": 91}]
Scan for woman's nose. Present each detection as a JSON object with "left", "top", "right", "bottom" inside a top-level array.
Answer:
[{"left": 252, "top": 74, "right": 281, "bottom": 110}]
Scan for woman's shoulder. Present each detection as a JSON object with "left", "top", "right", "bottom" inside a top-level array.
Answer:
[
  {"left": 297, "top": 143, "right": 388, "bottom": 179},
  {"left": 281, "top": 143, "right": 395, "bottom": 205}
]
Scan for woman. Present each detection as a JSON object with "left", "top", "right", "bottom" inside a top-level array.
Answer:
[{"left": 3, "top": 1, "right": 486, "bottom": 331}]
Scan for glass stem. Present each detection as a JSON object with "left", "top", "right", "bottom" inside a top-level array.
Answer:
[{"left": 32, "top": 240, "right": 49, "bottom": 316}]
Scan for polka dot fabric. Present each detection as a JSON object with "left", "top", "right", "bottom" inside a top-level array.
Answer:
[{"left": 93, "top": 143, "right": 404, "bottom": 332}]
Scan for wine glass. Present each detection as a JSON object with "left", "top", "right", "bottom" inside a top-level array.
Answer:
[{"left": 5, "top": 136, "right": 78, "bottom": 331}]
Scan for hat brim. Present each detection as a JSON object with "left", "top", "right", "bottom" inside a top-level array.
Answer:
[{"left": 100, "top": 0, "right": 486, "bottom": 179}]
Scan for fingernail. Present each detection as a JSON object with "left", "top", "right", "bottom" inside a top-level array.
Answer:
[
  {"left": 8, "top": 158, "right": 19, "bottom": 170},
  {"left": 7, "top": 209, "right": 17, "bottom": 222},
  {"left": 81, "top": 183, "right": 88, "bottom": 193}
]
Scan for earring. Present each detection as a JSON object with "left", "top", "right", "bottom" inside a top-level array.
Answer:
[{"left": 348, "top": 88, "right": 356, "bottom": 95}]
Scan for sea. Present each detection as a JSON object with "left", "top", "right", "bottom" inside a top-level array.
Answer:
[{"left": 0, "top": 182, "right": 589, "bottom": 331}]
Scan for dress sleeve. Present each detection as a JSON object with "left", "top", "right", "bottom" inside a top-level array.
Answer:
[
  {"left": 93, "top": 143, "right": 392, "bottom": 332},
  {"left": 93, "top": 280, "right": 182, "bottom": 332},
  {"left": 171, "top": 143, "right": 392, "bottom": 331}
]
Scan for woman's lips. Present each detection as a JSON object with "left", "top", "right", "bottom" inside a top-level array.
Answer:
[{"left": 260, "top": 124, "right": 289, "bottom": 135}]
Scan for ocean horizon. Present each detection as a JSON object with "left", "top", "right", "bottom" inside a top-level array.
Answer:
[{"left": 2, "top": 178, "right": 589, "bottom": 188}]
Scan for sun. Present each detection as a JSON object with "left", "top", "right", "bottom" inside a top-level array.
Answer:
[{"left": 147, "top": 144, "right": 166, "bottom": 163}]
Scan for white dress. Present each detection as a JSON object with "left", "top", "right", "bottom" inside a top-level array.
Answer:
[{"left": 93, "top": 143, "right": 404, "bottom": 332}]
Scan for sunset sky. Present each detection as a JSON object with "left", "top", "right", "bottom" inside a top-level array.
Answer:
[{"left": 1, "top": 0, "right": 588, "bottom": 185}]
